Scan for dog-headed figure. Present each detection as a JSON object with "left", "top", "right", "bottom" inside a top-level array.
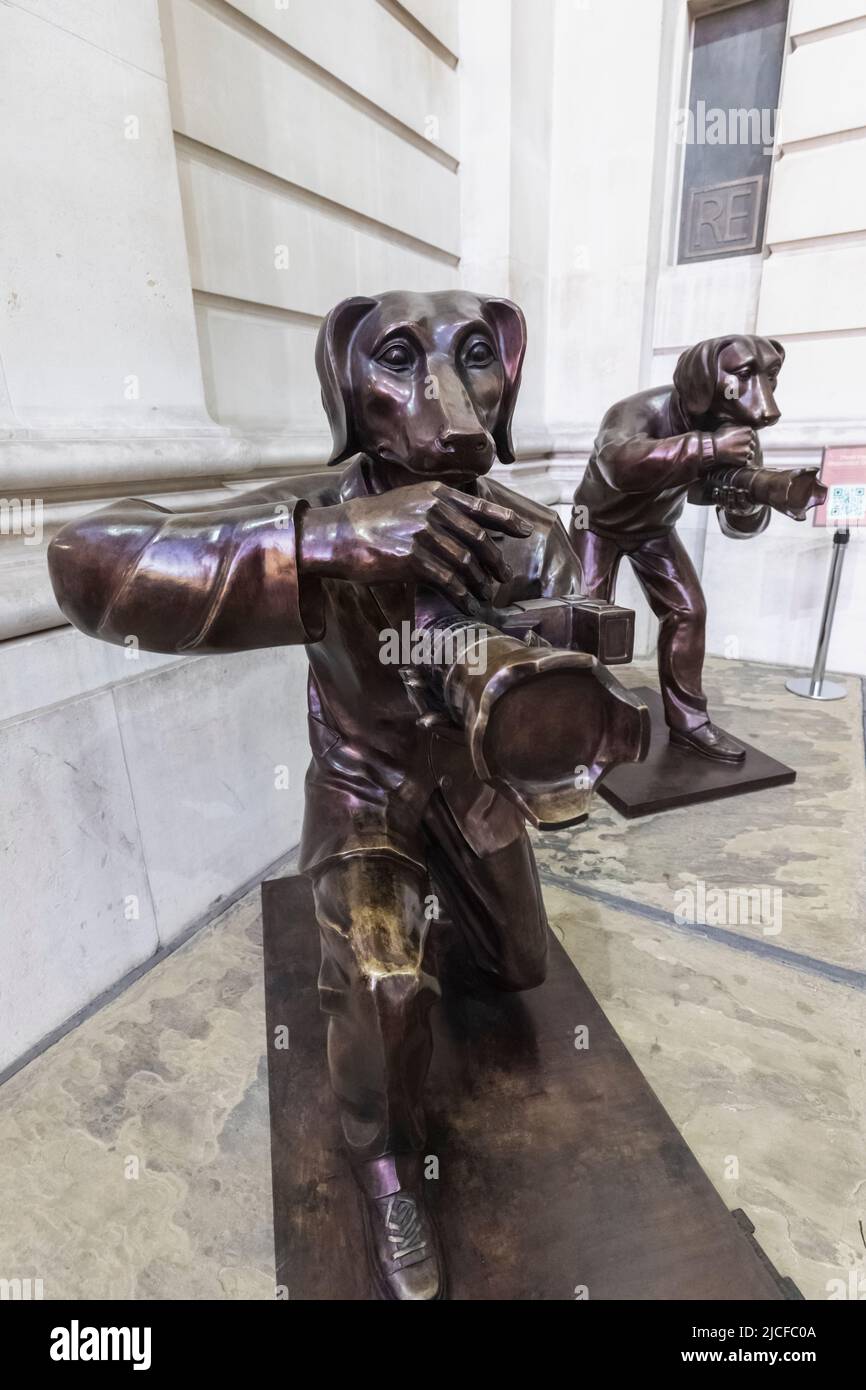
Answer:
[
  {"left": 570, "top": 335, "right": 823, "bottom": 762},
  {"left": 49, "top": 291, "right": 644, "bottom": 1300}
]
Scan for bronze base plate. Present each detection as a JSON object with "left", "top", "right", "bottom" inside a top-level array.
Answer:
[
  {"left": 598, "top": 686, "right": 796, "bottom": 820},
  {"left": 262, "top": 874, "right": 798, "bottom": 1301}
]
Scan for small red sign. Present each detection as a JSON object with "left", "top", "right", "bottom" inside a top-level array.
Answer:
[{"left": 812, "top": 447, "right": 866, "bottom": 528}]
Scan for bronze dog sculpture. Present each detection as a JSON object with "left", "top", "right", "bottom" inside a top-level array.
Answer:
[
  {"left": 48, "top": 291, "right": 648, "bottom": 1300},
  {"left": 570, "top": 336, "right": 826, "bottom": 761}
]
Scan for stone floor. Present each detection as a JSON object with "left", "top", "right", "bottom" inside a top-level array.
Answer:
[{"left": 0, "top": 657, "right": 863, "bottom": 1300}]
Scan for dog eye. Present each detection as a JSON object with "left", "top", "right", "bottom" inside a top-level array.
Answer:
[
  {"left": 464, "top": 339, "right": 496, "bottom": 368},
  {"left": 376, "top": 342, "right": 414, "bottom": 371}
]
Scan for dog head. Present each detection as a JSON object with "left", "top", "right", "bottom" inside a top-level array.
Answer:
[
  {"left": 315, "top": 290, "right": 526, "bottom": 481},
  {"left": 673, "top": 334, "right": 784, "bottom": 430}
]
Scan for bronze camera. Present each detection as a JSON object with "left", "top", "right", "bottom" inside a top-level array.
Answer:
[
  {"left": 401, "top": 591, "right": 650, "bottom": 831},
  {"left": 691, "top": 464, "right": 827, "bottom": 522}
]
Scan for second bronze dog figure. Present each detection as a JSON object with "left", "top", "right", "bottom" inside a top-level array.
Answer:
[
  {"left": 48, "top": 291, "right": 647, "bottom": 1301},
  {"left": 570, "top": 336, "right": 826, "bottom": 762}
]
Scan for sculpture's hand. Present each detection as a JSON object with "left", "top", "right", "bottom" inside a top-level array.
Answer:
[
  {"left": 299, "top": 482, "right": 533, "bottom": 610},
  {"left": 711, "top": 425, "right": 758, "bottom": 467}
]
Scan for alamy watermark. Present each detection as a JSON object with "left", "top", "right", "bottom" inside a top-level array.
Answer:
[
  {"left": 674, "top": 101, "right": 778, "bottom": 157},
  {"left": 674, "top": 879, "right": 782, "bottom": 936},
  {"left": 379, "top": 621, "right": 487, "bottom": 675},
  {"left": 0, "top": 497, "right": 43, "bottom": 545},
  {"left": 0, "top": 1276, "right": 43, "bottom": 1300},
  {"left": 50, "top": 1322, "right": 151, "bottom": 1370}
]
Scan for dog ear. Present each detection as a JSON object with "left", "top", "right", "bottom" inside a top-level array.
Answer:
[
  {"left": 766, "top": 337, "right": 786, "bottom": 366},
  {"left": 482, "top": 297, "right": 527, "bottom": 464},
  {"left": 315, "top": 296, "right": 378, "bottom": 465},
  {"left": 672, "top": 338, "right": 727, "bottom": 420}
]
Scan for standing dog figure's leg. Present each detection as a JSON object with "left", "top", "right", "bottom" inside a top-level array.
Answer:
[
  {"left": 568, "top": 525, "right": 624, "bottom": 602},
  {"left": 628, "top": 533, "right": 745, "bottom": 762}
]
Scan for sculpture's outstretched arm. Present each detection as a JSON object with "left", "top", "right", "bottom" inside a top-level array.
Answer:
[
  {"left": 47, "top": 492, "right": 324, "bottom": 655},
  {"left": 48, "top": 479, "right": 533, "bottom": 656},
  {"left": 596, "top": 428, "right": 716, "bottom": 494}
]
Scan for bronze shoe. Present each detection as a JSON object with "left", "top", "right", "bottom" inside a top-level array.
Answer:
[
  {"left": 670, "top": 721, "right": 746, "bottom": 763},
  {"left": 354, "top": 1154, "right": 445, "bottom": 1301}
]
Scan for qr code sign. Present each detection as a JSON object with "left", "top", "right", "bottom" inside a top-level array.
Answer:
[{"left": 828, "top": 484, "right": 866, "bottom": 521}]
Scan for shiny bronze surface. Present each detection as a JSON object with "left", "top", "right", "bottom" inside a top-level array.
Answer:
[
  {"left": 263, "top": 874, "right": 798, "bottom": 1301},
  {"left": 570, "top": 335, "right": 826, "bottom": 751},
  {"left": 48, "top": 291, "right": 647, "bottom": 1300},
  {"left": 597, "top": 688, "right": 796, "bottom": 818},
  {"left": 409, "top": 587, "right": 648, "bottom": 828}
]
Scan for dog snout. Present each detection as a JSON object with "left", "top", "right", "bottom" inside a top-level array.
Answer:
[
  {"left": 754, "top": 381, "right": 780, "bottom": 426},
  {"left": 436, "top": 427, "right": 490, "bottom": 454}
]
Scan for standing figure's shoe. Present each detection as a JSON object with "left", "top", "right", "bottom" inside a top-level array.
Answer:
[
  {"left": 670, "top": 722, "right": 747, "bottom": 763},
  {"left": 354, "top": 1154, "right": 446, "bottom": 1300}
]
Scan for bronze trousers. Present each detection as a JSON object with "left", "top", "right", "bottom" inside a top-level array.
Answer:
[
  {"left": 311, "top": 791, "right": 548, "bottom": 1165},
  {"left": 570, "top": 526, "right": 709, "bottom": 734}
]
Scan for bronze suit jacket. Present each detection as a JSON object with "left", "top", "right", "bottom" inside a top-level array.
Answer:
[
  {"left": 48, "top": 457, "right": 584, "bottom": 875},
  {"left": 575, "top": 385, "right": 768, "bottom": 541}
]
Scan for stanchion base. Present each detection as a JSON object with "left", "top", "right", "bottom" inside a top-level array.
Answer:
[{"left": 785, "top": 675, "right": 847, "bottom": 701}]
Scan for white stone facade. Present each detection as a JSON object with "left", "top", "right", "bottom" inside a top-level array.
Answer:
[{"left": 1, "top": 0, "right": 864, "bottom": 1072}]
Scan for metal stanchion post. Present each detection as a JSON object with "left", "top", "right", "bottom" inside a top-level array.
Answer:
[{"left": 786, "top": 527, "right": 849, "bottom": 700}]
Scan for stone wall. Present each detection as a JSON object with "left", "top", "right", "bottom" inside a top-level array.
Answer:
[{"left": 1, "top": 0, "right": 864, "bottom": 1074}]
